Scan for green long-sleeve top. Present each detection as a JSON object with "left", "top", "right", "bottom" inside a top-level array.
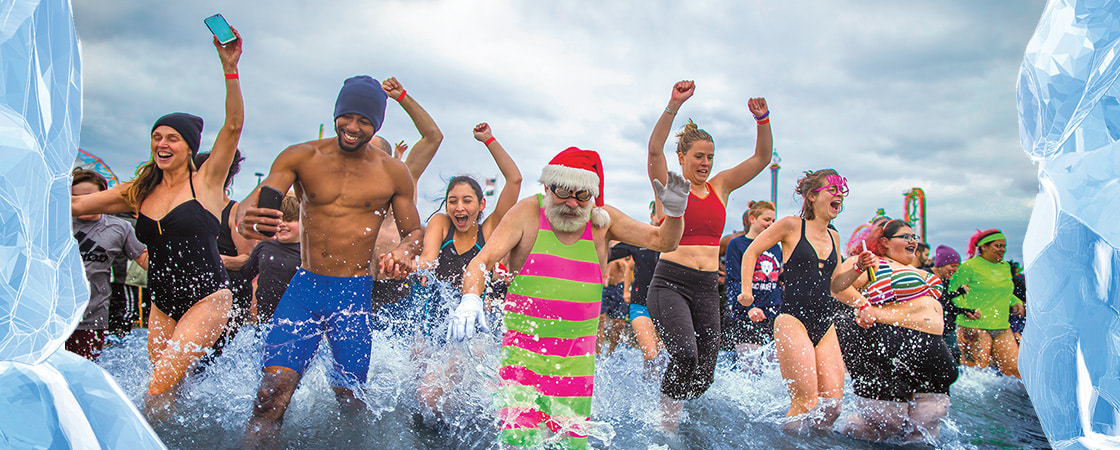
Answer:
[{"left": 950, "top": 256, "right": 1021, "bottom": 330}]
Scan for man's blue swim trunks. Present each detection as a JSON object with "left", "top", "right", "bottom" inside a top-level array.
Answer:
[{"left": 263, "top": 268, "right": 374, "bottom": 385}]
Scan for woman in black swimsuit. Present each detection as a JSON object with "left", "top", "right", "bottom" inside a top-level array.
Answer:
[
  {"left": 739, "top": 169, "right": 876, "bottom": 430},
  {"left": 413, "top": 122, "right": 521, "bottom": 421},
  {"left": 71, "top": 31, "right": 244, "bottom": 413}
]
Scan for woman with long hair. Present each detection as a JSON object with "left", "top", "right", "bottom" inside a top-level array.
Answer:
[
  {"left": 739, "top": 170, "right": 875, "bottom": 430},
  {"left": 835, "top": 219, "right": 959, "bottom": 442},
  {"left": 646, "top": 80, "right": 773, "bottom": 430},
  {"left": 71, "top": 30, "right": 244, "bottom": 414},
  {"left": 413, "top": 122, "right": 521, "bottom": 420},
  {"left": 952, "top": 228, "right": 1023, "bottom": 377}
]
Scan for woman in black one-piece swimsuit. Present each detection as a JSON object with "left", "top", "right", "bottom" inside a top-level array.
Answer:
[
  {"left": 412, "top": 122, "right": 521, "bottom": 421},
  {"left": 71, "top": 31, "right": 245, "bottom": 414},
  {"left": 738, "top": 169, "right": 877, "bottom": 430}
]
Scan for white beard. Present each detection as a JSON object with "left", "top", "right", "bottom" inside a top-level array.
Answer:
[{"left": 544, "top": 200, "right": 592, "bottom": 233}]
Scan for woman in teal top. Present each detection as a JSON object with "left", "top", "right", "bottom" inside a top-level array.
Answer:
[{"left": 949, "top": 229, "right": 1024, "bottom": 377}]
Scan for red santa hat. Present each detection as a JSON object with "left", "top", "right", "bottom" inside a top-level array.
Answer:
[{"left": 538, "top": 147, "right": 610, "bottom": 227}]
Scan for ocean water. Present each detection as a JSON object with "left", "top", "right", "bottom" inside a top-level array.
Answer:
[{"left": 97, "top": 323, "right": 1048, "bottom": 449}]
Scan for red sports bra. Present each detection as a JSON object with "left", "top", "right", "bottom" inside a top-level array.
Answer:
[{"left": 679, "top": 182, "right": 726, "bottom": 246}]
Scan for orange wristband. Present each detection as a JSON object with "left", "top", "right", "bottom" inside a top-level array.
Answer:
[
  {"left": 756, "top": 118, "right": 769, "bottom": 125},
  {"left": 484, "top": 137, "right": 496, "bottom": 146},
  {"left": 395, "top": 90, "right": 407, "bottom": 102},
  {"left": 225, "top": 73, "right": 239, "bottom": 79}
]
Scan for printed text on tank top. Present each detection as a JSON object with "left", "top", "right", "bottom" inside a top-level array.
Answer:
[{"left": 679, "top": 182, "right": 726, "bottom": 246}]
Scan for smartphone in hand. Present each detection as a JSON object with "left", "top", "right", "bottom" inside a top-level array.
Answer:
[
  {"left": 204, "top": 14, "right": 237, "bottom": 45},
  {"left": 257, "top": 186, "right": 283, "bottom": 238}
]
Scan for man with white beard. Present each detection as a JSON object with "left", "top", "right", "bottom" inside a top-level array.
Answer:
[{"left": 446, "top": 147, "right": 690, "bottom": 448}]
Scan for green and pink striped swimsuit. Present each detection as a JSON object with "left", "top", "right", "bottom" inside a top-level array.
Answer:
[{"left": 498, "top": 194, "right": 603, "bottom": 449}]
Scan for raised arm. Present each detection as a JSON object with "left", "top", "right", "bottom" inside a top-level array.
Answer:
[
  {"left": 474, "top": 123, "right": 523, "bottom": 237},
  {"left": 381, "top": 77, "right": 443, "bottom": 181},
  {"left": 709, "top": 98, "right": 772, "bottom": 198},
  {"left": 648, "top": 81, "right": 694, "bottom": 187},
  {"left": 612, "top": 171, "right": 690, "bottom": 251},
  {"left": 378, "top": 159, "right": 424, "bottom": 279},
  {"left": 236, "top": 145, "right": 301, "bottom": 240},
  {"left": 71, "top": 182, "right": 133, "bottom": 217},
  {"left": 199, "top": 28, "right": 245, "bottom": 193},
  {"left": 605, "top": 206, "right": 684, "bottom": 253}
]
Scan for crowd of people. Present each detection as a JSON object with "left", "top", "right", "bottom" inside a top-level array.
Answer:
[{"left": 67, "top": 31, "right": 1028, "bottom": 448}]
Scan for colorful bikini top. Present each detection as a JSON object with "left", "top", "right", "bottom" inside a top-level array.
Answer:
[
  {"left": 865, "top": 259, "right": 943, "bottom": 305},
  {"left": 679, "top": 182, "right": 726, "bottom": 246}
]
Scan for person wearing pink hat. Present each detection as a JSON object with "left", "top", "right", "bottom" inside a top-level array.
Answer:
[
  {"left": 645, "top": 80, "right": 774, "bottom": 430},
  {"left": 447, "top": 147, "right": 690, "bottom": 449}
]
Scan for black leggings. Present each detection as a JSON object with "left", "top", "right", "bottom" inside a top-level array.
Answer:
[
  {"left": 837, "top": 318, "right": 958, "bottom": 402},
  {"left": 647, "top": 260, "right": 721, "bottom": 400}
]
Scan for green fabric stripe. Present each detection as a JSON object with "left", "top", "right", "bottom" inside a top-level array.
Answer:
[
  {"left": 504, "top": 312, "right": 600, "bottom": 339},
  {"left": 501, "top": 346, "right": 595, "bottom": 378},
  {"left": 532, "top": 229, "right": 598, "bottom": 262},
  {"left": 501, "top": 429, "right": 588, "bottom": 449},
  {"left": 508, "top": 275, "right": 602, "bottom": 303}
]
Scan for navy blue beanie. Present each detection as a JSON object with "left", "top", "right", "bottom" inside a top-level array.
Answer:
[
  {"left": 334, "top": 76, "right": 387, "bottom": 132},
  {"left": 152, "top": 112, "right": 204, "bottom": 155}
]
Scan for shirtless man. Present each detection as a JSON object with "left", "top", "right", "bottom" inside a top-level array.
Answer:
[
  {"left": 447, "top": 148, "right": 690, "bottom": 448},
  {"left": 236, "top": 75, "right": 423, "bottom": 448}
]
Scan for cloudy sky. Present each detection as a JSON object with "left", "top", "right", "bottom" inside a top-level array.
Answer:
[{"left": 72, "top": 1, "right": 1045, "bottom": 261}]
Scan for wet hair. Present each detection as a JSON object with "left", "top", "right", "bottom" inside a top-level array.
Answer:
[
  {"left": 193, "top": 149, "right": 245, "bottom": 190},
  {"left": 430, "top": 175, "right": 485, "bottom": 222},
  {"left": 967, "top": 228, "right": 1003, "bottom": 258},
  {"left": 866, "top": 219, "right": 910, "bottom": 257},
  {"left": 71, "top": 168, "right": 108, "bottom": 191},
  {"left": 746, "top": 201, "right": 775, "bottom": 227},
  {"left": 675, "top": 119, "right": 714, "bottom": 155},
  {"left": 795, "top": 169, "right": 840, "bottom": 221},
  {"left": 280, "top": 194, "right": 300, "bottom": 222}
]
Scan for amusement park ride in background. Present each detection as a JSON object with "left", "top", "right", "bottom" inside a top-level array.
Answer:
[{"left": 764, "top": 152, "right": 928, "bottom": 252}]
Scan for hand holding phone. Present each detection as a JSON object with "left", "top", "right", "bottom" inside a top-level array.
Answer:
[
  {"left": 204, "top": 14, "right": 237, "bottom": 45},
  {"left": 256, "top": 186, "right": 283, "bottom": 237}
]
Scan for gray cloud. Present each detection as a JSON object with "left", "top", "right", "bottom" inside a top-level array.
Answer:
[{"left": 73, "top": 0, "right": 1045, "bottom": 262}]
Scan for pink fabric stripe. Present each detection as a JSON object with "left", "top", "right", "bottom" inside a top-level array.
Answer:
[
  {"left": 503, "top": 329, "right": 597, "bottom": 357},
  {"left": 517, "top": 253, "right": 602, "bottom": 283},
  {"left": 498, "top": 407, "right": 590, "bottom": 438},
  {"left": 499, "top": 407, "right": 549, "bottom": 430},
  {"left": 500, "top": 365, "right": 594, "bottom": 398},
  {"left": 504, "top": 293, "right": 601, "bottom": 322}
]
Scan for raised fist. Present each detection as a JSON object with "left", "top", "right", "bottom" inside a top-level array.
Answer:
[{"left": 473, "top": 123, "right": 493, "bottom": 143}]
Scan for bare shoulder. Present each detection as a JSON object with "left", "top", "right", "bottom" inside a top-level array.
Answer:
[
  {"left": 773, "top": 216, "right": 801, "bottom": 234},
  {"left": 275, "top": 140, "right": 319, "bottom": 166},
  {"left": 602, "top": 204, "right": 635, "bottom": 229},
  {"left": 507, "top": 195, "right": 541, "bottom": 219}
]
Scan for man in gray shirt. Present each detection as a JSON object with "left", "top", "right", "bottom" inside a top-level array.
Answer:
[{"left": 70, "top": 169, "right": 148, "bottom": 359}]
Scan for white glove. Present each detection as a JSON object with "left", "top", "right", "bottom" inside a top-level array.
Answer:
[
  {"left": 447, "top": 293, "right": 490, "bottom": 341},
  {"left": 653, "top": 171, "right": 690, "bottom": 218}
]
